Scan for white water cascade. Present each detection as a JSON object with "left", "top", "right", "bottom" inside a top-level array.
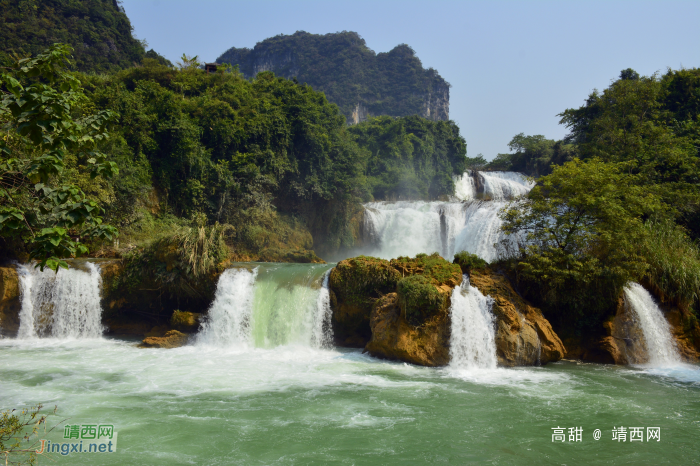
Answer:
[
  {"left": 197, "top": 267, "right": 258, "bottom": 347},
  {"left": 362, "top": 170, "right": 533, "bottom": 261},
  {"left": 448, "top": 276, "right": 498, "bottom": 369},
  {"left": 623, "top": 283, "right": 681, "bottom": 366},
  {"left": 197, "top": 265, "right": 334, "bottom": 349},
  {"left": 17, "top": 262, "right": 104, "bottom": 339}
]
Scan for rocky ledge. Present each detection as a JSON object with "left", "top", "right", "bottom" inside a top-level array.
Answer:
[{"left": 329, "top": 253, "right": 565, "bottom": 367}]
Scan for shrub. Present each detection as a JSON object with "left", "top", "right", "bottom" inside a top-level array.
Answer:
[
  {"left": 453, "top": 251, "right": 488, "bottom": 274},
  {"left": 397, "top": 274, "right": 446, "bottom": 325}
]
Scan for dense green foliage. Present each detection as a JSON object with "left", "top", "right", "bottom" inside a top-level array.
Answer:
[
  {"left": 348, "top": 116, "right": 467, "bottom": 199},
  {"left": 486, "top": 133, "right": 576, "bottom": 177},
  {"left": 501, "top": 68, "right": 700, "bottom": 333},
  {"left": 453, "top": 251, "right": 488, "bottom": 274},
  {"left": 397, "top": 274, "right": 445, "bottom": 325},
  {"left": 84, "top": 60, "right": 371, "bottom": 254},
  {"left": 640, "top": 218, "right": 700, "bottom": 312},
  {"left": 501, "top": 159, "right": 662, "bottom": 331},
  {"left": 0, "top": 0, "right": 160, "bottom": 73},
  {"left": 0, "top": 45, "right": 118, "bottom": 270},
  {"left": 217, "top": 31, "right": 450, "bottom": 124}
]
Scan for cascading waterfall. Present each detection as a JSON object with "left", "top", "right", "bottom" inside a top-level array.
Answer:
[
  {"left": 448, "top": 276, "right": 498, "bottom": 369},
  {"left": 198, "top": 265, "right": 334, "bottom": 349},
  {"left": 623, "top": 283, "right": 681, "bottom": 366},
  {"left": 17, "top": 262, "right": 104, "bottom": 339},
  {"left": 363, "top": 170, "right": 533, "bottom": 261},
  {"left": 197, "top": 267, "right": 258, "bottom": 347},
  {"left": 311, "top": 270, "right": 333, "bottom": 348}
]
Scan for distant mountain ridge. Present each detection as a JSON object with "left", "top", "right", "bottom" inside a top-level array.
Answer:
[{"left": 217, "top": 31, "right": 450, "bottom": 125}]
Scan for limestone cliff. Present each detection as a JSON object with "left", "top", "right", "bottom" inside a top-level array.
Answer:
[{"left": 217, "top": 31, "right": 450, "bottom": 125}]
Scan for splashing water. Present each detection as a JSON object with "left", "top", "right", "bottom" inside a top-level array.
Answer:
[
  {"left": 311, "top": 270, "right": 333, "bottom": 348},
  {"left": 17, "top": 262, "right": 104, "bottom": 339},
  {"left": 448, "top": 276, "right": 498, "bottom": 369},
  {"left": 197, "top": 267, "right": 258, "bottom": 347},
  {"left": 623, "top": 283, "right": 681, "bottom": 366}
]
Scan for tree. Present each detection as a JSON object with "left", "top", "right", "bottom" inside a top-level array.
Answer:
[
  {"left": 0, "top": 44, "right": 118, "bottom": 270},
  {"left": 500, "top": 158, "right": 662, "bottom": 327}
]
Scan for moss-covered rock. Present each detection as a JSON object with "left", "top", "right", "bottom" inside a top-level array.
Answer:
[
  {"left": 397, "top": 275, "right": 447, "bottom": 325},
  {"left": 329, "top": 256, "right": 401, "bottom": 346},
  {"left": 138, "top": 330, "right": 189, "bottom": 349},
  {"left": 329, "top": 253, "right": 461, "bottom": 354},
  {"left": 170, "top": 310, "right": 202, "bottom": 333}
]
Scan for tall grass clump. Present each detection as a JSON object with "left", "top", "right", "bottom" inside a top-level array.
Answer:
[
  {"left": 176, "top": 223, "right": 233, "bottom": 278},
  {"left": 641, "top": 218, "right": 700, "bottom": 312}
]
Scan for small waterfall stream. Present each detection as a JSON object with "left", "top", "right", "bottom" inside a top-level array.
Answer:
[
  {"left": 198, "top": 264, "right": 334, "bottom": 349},
  {"left": 623, "top": 283, "right": 681, "bottom": 366},
  {"left": 17, "top": 262, "right": 104, "bottom": 339},
  {"left": 448, "top": 276, "right": 498, "bottom": 369},
  {"left": 197, "top": 267, "right": 258, "bottom": 347}
]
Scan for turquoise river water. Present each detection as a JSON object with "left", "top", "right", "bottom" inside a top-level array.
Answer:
[{"left": 1, "top": 263, "right": 699, "bottom": 465}]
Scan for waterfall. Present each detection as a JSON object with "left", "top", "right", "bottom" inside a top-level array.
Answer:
[
  {"left": 17, "top": 262, "right": 104, "bottom": 339},
  {"left": 479, "top": 171, "right": 534, "bottom": 200},
  {"left": 448, "top": 276, "right": 498, "bottom": 369},
  {"left": 311, "top": 270, "right": 333, "bottom": 348},
  {"left": 197, "top": 265, "right": 334, "bottom": 349},
  {"left": 623, "top": 283, "right": 681, "bottom": 366},
  {"left": 362, "top": 170, "right": 532, "bottom": 261},
  {"left": 197, "top": 267, "right": 258, "bottom": 347}
]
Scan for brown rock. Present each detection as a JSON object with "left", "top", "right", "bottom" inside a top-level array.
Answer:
[
  {"left": 170, "top": 310, "right": 202, "bottom": 333},
  {"left": 0, "top": 266, "right": 21, "bottom": 337},
  {"left": 364, "top": 293, "right": 450, "bottom": 367},
  {"left": 469, "top": 269, "right": 565, "bottom": 366},
  {"left": 138, "top": 330, "right": 189, "bottom": 348}
]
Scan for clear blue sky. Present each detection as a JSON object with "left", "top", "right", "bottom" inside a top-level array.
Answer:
[{"left": 121, "top": 0, "right": 700, "bottom": 160}]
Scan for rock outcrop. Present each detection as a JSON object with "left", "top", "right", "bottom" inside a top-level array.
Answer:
[
  {"left": 574, "top": 289, "right": 700, "bottom": 365},
  {"left": 365, "top": 292, "right": 451, "bottom": 366},
  {"left": 138, "top": 330, "right": 189, "bottom": 349},
  {"left": 468, "top": 268, "right": 566, "bottom": 366},
  {"left": 330, "top": 254, "right": 566, "bottom": 367},
  {"left": 0, "top": 266, "right": 21, "bottom": 337}
]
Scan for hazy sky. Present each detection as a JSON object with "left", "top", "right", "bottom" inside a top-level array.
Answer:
[{"left": 121, "top": 0, "right": 699, "bottom": 160}]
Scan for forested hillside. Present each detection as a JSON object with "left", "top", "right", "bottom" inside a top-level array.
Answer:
[
  {"left": 0, "top": 0, "right": 170, "bottom": 72},
  {"left": 0, "top": 47, "right": 467, "bottom": 265},
  {"left": 217, "top": 31, "right": 450, "bottom": 125}
]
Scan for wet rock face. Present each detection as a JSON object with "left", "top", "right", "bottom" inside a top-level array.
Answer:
[
  {"left": 331, "top": 255, "right": 564, "bottom": 367},
  {"left": 365, "top": 292, "right": 451, "bottom": 367},
  {"left": 468, "top": 269, "right": 566, "bottom": 366},
  {"left": 329, "top": 256, "right": 402, "bottom": 347},
  {"left": 0, "top": 266, "right": 21, "bottom": 337},
  {"left": 594, "top": 291, "right": 700, "bottom": 365}
]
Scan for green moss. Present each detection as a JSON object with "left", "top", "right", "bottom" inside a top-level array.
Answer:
[
  {"left": 330, "top": 256, "right": 401, "bottom": 309},
  {"left": 453, "top": 251, "right": 488, "bottom": 275},
  {"left": 397, "top": 274, "right": 446, "bottom": 325},
  {"left": 391, "top": 252, "right": 462, "bottom": 287}
]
